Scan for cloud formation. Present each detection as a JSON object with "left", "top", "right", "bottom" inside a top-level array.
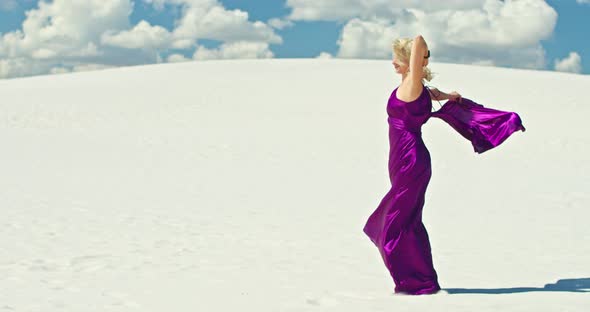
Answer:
[
  {"left": 193, "top": 41, "right": 274, "bottom": 60},
  {"left": 0, "top": 0, "right": 571, "bottom": 79},
  {"left": 0, "top": 0, "right": 281, "bottom": 79},
  {"left": 286, "top": 0, "right": 558, "bottom": 70},
  {"left": 554, "top": 52, "right": 582, "bottom": 74}
]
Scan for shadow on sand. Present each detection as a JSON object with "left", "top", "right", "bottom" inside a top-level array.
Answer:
[{"left": 444, "top": 278, "right": 590, "bottom": 294}]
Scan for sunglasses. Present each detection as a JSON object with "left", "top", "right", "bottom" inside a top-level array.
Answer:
[{"left": 424, "top": 50, "right": 430, "bottom": 59}]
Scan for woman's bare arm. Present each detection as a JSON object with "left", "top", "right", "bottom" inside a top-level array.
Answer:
[
  {"left": 408, "top": 35, "right": 428, "bottom": 85},
  {"left": 428, "top": 88, "right": 448, "bottom": 100},
  {"left": 428, "top": 87, "right": 462, "bottom": 102}
]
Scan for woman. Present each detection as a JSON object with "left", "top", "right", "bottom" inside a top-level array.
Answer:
[{"left": 362, "top": 35, "right": 525, "bottom": 295}]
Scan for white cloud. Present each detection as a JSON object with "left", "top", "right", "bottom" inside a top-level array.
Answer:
[
  {"left": 286, "top": 0, "right": 487, "bottom": 22},
  {"left": 554, "top": 52, "right": 582, "bottom": 74},
  {"left": 49, "top": 66, "right": 70, "bottom": 74},
  {"left": 171, "top": 4, "right": 282, "bottom": 44},
  {"left": 268, "top": 17, "right": 295, "bottom": 30},
  {"left": 141, "top": 0, "right": 282, "bottom": 44},
  {"left": 193, "top": 41, "right": 274, "bottom": 60},
  {"left": 0, "top": 0, "right": 564, "bottom": 79},
  {"left": 316, "top": 52, "right": 333, "bottom": 59},
  {"left": 0, "top": 57, "right": 42, "bottom": 78},
  {"left": 471, "top": 59, "right": 496, "bottom": 67},
  {"left": 72, "top": 63, "right": 117, "bottom": 72},
  {"left": 171, "top": 38, "right": 194, "bottom": 49},
  {"left": 576, "top": 0, "right": 590, "bottom": 4},
  {"left": 0, "top": 0, "right": 134, "bottom": 79},
  {"left": 308, "top": 0, "right": 558, "bottom": 71},
  {"left": 167, "top": 53, "right": 191, "bottom": 62},
  {"left": 139, "top": 1, "right": 282, "bottom": 61},
  {"left": 0, "top": 0, "right": 282, "bottom": 79},
  {"left": 31, "top": 47, "right": 58, "bottom": 59},
  {"left": 102, "top": 20, "right": 172, "bottom": 49}
]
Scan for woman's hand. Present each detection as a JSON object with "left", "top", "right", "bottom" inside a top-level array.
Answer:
[{"left": 448, "top": 91, "right": 462, "bottom": 103}]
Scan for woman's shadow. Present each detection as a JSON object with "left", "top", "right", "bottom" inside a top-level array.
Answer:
[{"left": 444, "top": 278, "right": 590, "bottom": 294}]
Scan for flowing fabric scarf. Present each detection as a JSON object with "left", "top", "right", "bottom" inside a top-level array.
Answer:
[{"left": 424, "top": 85, "right": 526, "bottom": 154}]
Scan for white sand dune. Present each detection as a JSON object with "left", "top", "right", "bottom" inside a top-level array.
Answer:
[{"left": 0, "top": 59, "right": 588, "bottom": 311}]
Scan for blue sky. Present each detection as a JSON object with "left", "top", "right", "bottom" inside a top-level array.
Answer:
[
  {"left": 539, "top": 0, "right": 589, "bottom": 73},
  {"left": 0, "top": 0, "right": 588, "bottom": 79}
]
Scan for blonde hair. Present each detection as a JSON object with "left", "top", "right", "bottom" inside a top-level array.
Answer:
[{"left": 392, "top": 37, "right": 434, "bottom": 82}]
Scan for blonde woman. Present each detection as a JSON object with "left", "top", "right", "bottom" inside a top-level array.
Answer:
[{"left": 363, "top": 35, "right": 526, "bottom": 295}]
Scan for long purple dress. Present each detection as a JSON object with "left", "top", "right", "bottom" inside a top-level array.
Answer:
[{"left": 363, "top": 84, "right": 525, "bottom": 295}]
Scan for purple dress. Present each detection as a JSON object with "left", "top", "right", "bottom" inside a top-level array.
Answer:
[{"left": 363, "top": 84, "right": 525, "bottom": 295}]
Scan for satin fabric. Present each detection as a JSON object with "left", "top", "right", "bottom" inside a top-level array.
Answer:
[
  {"left": 430, "top": 97, "right": 526, "bottom": 153},
  {"left": 363, "top": 85, "right": 525, "bottom": 295}
]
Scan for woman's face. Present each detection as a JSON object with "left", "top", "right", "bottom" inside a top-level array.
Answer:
[{"left": 392, "top": 54, "right": 408, "bottom": 75}]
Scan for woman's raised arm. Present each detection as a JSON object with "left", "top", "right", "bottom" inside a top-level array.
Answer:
[{"left": 409, "top": 35, "right": 428, "bottom": 84}]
